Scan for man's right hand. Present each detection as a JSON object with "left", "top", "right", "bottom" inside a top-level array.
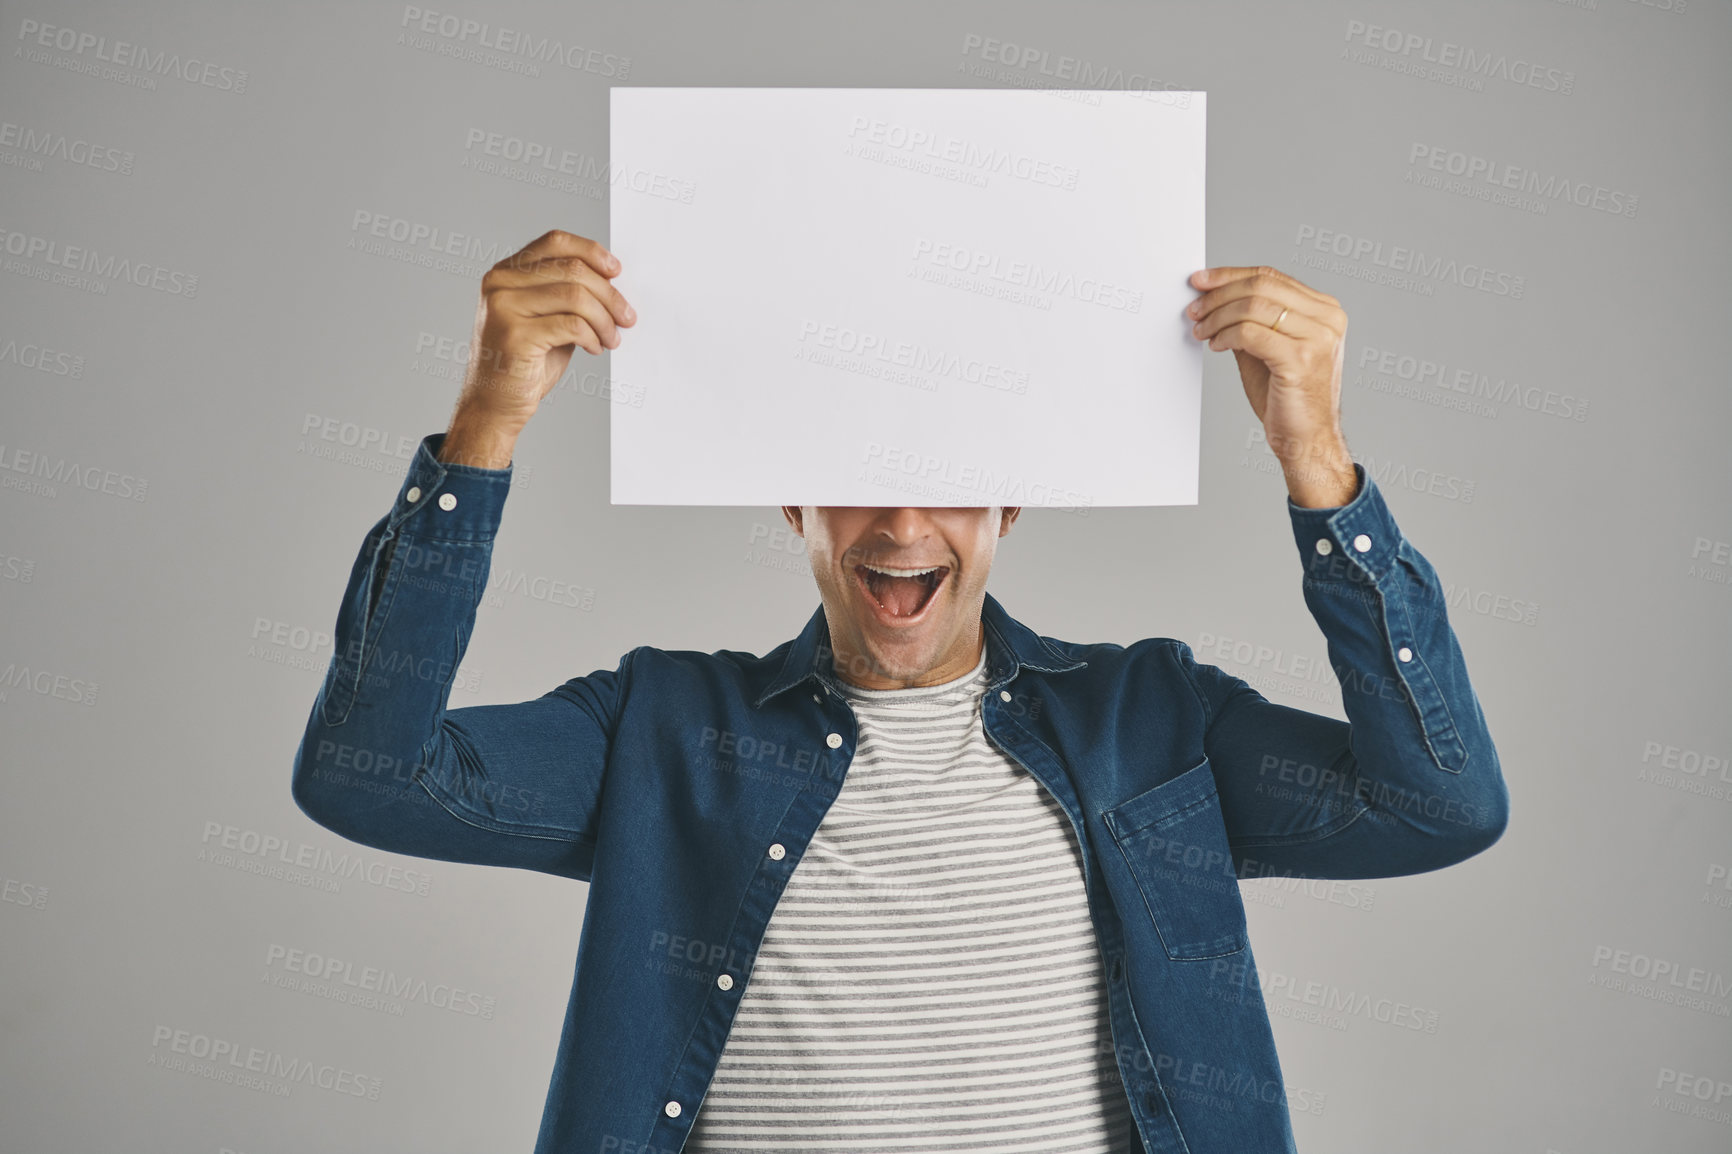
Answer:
[{"left": 440, "top": 229, "right": 636, "bottom": 468}]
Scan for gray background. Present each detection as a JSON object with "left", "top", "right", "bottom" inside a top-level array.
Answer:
[{"left": 2, "top": 1, "right": 1728, "bottom": 1152}]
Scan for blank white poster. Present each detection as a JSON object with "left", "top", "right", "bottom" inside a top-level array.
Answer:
[{"left": 608, "top": 86, "right": 1206, "bottom": 508}]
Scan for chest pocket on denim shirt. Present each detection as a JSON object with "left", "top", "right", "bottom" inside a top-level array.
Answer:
[{"left": 1103, "top": 756, "right": 1248, "bottom": 961}]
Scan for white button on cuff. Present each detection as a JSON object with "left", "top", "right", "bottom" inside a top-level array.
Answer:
[
  {"left": 664, "top": 1100, "right": 681, "bottom": 1118},
  {"left": 438, "top": 492, "right": 457, "bottom": 511},
  {"left": 1315, "top": 538, "right": 1333, "bottom": 555},
  {"left": 1352, "top": 533, "right": 1371, "bottom": 553},
  {"left": 716, "top": 973, "right": 734, "bottom": 991},
  {"left": 825, "top": 732, "right": 842, "bottom": 748},
  {"left": 1397, "top": 647, "right": 1413, "bottom": 663},
  {"left": 767, "top": 843, "right": 786, "bottom": 861},
  {"left": 406, "top": 486, "right": 421, "bottom": 503},
  {"left": 999, "top": 690, "right": 1012, "bottom": 702}
]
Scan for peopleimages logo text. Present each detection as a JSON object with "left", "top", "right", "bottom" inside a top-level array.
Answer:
[
  {"left": 1294, "top": 225, "right": 1524, "bottom": 298},
  {"left": 1342, "top": 20, "right": 1573, "bottom": 94}
]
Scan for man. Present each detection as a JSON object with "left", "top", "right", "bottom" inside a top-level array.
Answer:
[{"left": 292, "top": 230, "right": 1508, "bottom": 1153}]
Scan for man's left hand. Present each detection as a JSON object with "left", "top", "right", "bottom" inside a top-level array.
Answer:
[{"left": 1188, "top": 265, "right": 1358, "bottom": 508}]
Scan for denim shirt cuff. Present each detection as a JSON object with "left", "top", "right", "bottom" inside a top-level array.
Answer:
[
  {"left": 1286, "top": 462, "right": 1402, "bottom": 584},
  {"left": 385, "top": 432, "right": 512, "bottom": 542}
]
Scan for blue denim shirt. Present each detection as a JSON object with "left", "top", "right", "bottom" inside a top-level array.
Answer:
[{"left": 292, "top": 432, "right": 1508, "bottom": 1154}]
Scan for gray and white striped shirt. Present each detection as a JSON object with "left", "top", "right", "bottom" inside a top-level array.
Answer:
[{"left": 685, "top": 646, "right": 1135, "bottom": 1152}]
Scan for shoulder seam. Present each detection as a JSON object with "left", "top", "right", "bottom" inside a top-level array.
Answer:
[
  {"left": 1168, "top": 639, "right": 1214, "bottom": 728},
  {"left": 615, "top": 644, "right": 644, "bottom": 741}
]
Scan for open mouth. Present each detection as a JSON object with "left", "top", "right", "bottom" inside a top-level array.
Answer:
[{"left": 854, "top": 563, "right": 949, "bottom": 621}]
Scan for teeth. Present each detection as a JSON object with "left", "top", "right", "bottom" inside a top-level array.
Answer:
[{"left": 863, "top": 564, "right": 940, "bottom": 578}]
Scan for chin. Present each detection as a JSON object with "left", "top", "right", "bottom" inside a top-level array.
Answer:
[{"left": 853, "top": 628, "right": 940, "bottom": 674}]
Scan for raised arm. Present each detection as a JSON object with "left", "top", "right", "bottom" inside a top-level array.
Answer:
[
  {"left": 290, "top": 230, "right": 639, "bottom": 881},
  {"left": 290, "top": 430, "right": 635, "bottom": 880},
  {"left": 1182, "top": 264, "right": 1508, "bottom": 880},
  {"left": 1184, "top": 464, "right": 1509, "bottom": 880}
]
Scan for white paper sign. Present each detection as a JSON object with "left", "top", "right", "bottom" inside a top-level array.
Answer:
[{"left": 608, "top": 87, "right": 1206, "bottom": 508}]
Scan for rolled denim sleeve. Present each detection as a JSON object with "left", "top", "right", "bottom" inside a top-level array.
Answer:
[
  {"left": 1182, "top": 463, "right": 1510, "bottom": 880},
  {"left": 290, "top": 432, "right": 629, "bottom": 882}
]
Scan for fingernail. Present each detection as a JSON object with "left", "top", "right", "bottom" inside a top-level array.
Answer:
[{"left": 624, "top": 304, "right": 636, "bottom": 321}]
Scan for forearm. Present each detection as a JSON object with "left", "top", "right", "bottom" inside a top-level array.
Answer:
[
  {"left": 1200, "top": 465, "right": 1510, "bottom": 879},
  {"left": 1291, "top": 512, "right": 1507, "bottom": 866},
  {"left": 292, "top": 433, "right": 509, "bottom": 830}
]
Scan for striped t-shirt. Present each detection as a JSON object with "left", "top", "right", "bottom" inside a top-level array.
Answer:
[{"left": 684, "top": 646, "right": 1135, "bottom": 1153}]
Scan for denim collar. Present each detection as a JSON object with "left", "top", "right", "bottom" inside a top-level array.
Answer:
[{"left": 754, "top": 590, "right": 1088, "bottom": 707}]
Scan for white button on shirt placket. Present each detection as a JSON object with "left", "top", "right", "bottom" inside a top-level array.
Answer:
[{"left": 438, "top": 492, "right": 457, "bottom": 511}]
